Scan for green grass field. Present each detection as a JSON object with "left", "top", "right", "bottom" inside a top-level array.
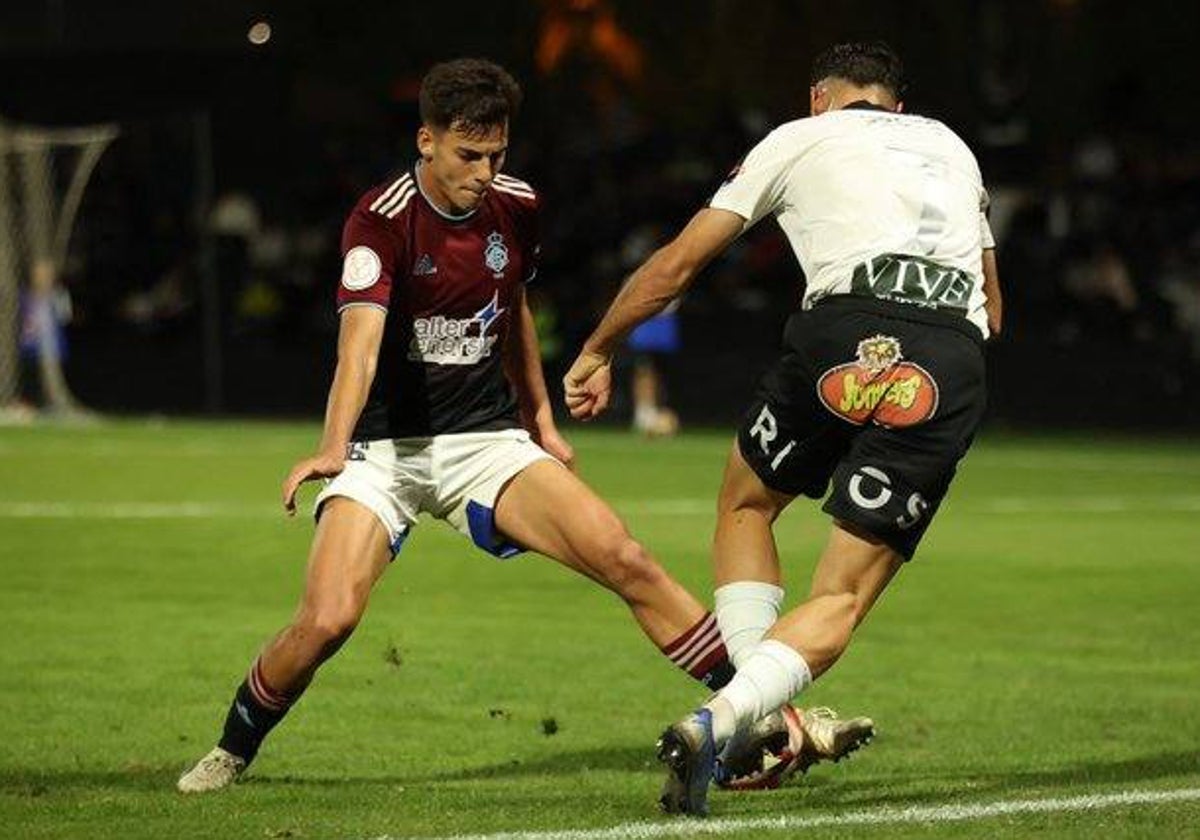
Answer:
[{"left": 2, "top": 421, "right": 1199, "bottom": 839}]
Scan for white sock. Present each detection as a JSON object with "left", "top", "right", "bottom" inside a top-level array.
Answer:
[
  {"left": 714, "top": 581, "right": 785, "bottom": 668},
  {"left": 633, "top": 404, "right": 657, "bottom": 430},
  {"left": 705, "top": 640, "right": 812, "bottom": 745}
]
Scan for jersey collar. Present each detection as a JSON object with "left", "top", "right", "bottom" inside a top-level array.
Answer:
[
  {"left": 842, "top": 100, "right": 894, "bottom": 112},
  {"left": 413, "top": 160, "right": 480, "bottom": 222}
]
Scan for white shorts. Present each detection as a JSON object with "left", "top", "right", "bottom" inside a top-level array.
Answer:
[{"left": 314, "top": 429, "right": 555, "bottom": 558}]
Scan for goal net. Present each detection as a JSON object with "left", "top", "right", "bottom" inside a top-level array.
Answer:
[{"left": 0, "top": 118, "right": 118, "bottom": 419}]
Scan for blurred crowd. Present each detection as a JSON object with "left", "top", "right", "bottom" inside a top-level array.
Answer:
[
  {"left": 996, "top": 133, "right": 1200, "bottom": 361},
  {"left": 76, "top": 108, "right": 1200, "bottom": 375},
  {"left": 38, "top": 1, "right": 1200, "bottom": 423}
]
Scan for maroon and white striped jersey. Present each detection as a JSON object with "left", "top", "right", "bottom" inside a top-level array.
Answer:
[{"left": 337, "top": 165, "right": 540, "bottom": 438}]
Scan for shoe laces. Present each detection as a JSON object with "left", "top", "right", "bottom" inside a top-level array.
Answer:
[{"left": 198, "top": 751, "right": 239, "bottom": 774}]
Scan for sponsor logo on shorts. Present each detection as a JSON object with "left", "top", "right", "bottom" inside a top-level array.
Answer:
[
  {"left": 409, "top": 291, "right": 506, "bottom": 366},
  {"left": 817, "top": 335, "right": 939, "bottom": 428},
  {"left": 342, "top": 246, "right": 382, "bottom": 291}
]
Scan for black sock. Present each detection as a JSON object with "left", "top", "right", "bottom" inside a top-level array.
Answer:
[
  {"left": 217, "top": 679, "right": 288, "bottom": 764},
  {"left": 705, "top": 658, "right": 737, "bottom": 690}
]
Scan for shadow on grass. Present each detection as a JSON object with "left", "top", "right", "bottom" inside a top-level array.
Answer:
[
  {"left": 4, "top": 747, "right": 1197, "bottom": 804},
  {"left": 0, "top": 764, "right": 177, "bottom": 797}
]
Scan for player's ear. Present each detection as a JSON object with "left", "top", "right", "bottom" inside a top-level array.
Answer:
[
  {"left": 416, "top": 125, "right": 435, "bottom": 161},
  {"left": 895, "top": 100, "right": 904, "bottom": 114}
]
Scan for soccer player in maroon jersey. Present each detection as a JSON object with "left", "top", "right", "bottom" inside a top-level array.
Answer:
[{"left": 176, "top": 58, "right": 740, "bottom": 793}]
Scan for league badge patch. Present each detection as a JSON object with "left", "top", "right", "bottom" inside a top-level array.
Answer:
[
  {"left": 342, "top": 246, "right": 382, "bottom": 291},
  {"left": 817, "top": 334, "right": 939, "bottom": 428},
  {"left": 484, "top": 231, "right": 509, "bottom": 277}
]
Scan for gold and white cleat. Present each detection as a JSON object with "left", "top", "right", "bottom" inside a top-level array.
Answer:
[
  {"left": 718, "top": 704, "right": 875, "bottom": 790},
  {"left": 176, "top": 746, "right": 246, "bottom": 793}
]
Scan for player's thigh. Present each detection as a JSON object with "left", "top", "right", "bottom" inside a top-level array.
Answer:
[
  {"left": 808, "top": 520, "right": 904, "bottom": 617},
  {"left": 718, "top": 439, "right": 796, "bottom": 519},
  {"left": 300, "top": 496, "right": 393, "bottom": 621},
  {"left": 493, "top": 458, "right": 630, "bottom": 577}
]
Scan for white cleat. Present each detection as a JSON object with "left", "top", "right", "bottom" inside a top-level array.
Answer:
[
  {"left": 796, "top": 705, "right": 875, "bottom": 770},
  {"left": 176, "top": 747, "right": 246, "bottom": 793}
]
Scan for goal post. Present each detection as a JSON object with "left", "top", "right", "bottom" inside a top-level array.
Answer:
[{"left": 0, "top": 117, "right": 118, "bottom": 417}]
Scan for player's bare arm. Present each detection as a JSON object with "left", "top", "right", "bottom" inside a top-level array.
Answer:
[
  {"left": 282, "top": 306, "right": 386, "bottom": 513},
  {"left": 564, "top": 207, "right": 743, "bottom": 420},
  {"left": 503, "top": 285, "right": 575, "bottom": 468},
  {"left": 982, "top": 247, "right": 1002, "bottom": 337}
]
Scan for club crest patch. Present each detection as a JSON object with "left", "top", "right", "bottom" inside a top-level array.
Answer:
[
  {"left": 484, "top": 231, "right": 509, "bottom": 277},
  {"left": 342, "top": 246, "right": 382, "bottom": 291},
  {"left": 817, "top": 334, "right": 939, "bottom": 428}
]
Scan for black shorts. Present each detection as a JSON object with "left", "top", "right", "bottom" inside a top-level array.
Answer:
[{"left": 736, "top": 297, "right": 986, "bottom": 560}]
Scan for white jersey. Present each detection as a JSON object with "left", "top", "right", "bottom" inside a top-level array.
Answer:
[{"left": 710, "top": 105, "right": 995, "bottom": 338}]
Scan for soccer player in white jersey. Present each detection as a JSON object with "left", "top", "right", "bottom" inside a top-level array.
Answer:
[{"left": 564, "top": 42, "right": 1002, "bottom": 815}]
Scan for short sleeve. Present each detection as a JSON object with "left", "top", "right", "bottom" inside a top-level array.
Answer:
[
  {"left": 337, "top": 204, "right": 398, "bottom": 311},
  {"left": 979, "top": 187, "right": 995, "bottom": 249},
  {"left": 708, "top": 128, "right": 796, "bottom": 229}
]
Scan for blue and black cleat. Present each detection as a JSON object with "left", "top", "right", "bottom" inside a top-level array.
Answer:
[{"left": 655, "top": 708, "right": 717, "bottom": 817}]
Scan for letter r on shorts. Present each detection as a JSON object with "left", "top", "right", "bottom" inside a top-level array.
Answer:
[{"left": 749, "top": 405, "right": 778, "bottom": 454}]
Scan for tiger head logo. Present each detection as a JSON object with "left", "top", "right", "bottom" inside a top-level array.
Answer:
[{"left": 855, "top": 335, "right": 903, "bottom": 375}]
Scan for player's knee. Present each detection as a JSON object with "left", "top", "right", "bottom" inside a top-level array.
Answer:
[
  {"left": 599, "top": 536, "right": 664, "bottom": 595},
  {"left": 296, "top": 602, "right": 362, "bottom": 651}
]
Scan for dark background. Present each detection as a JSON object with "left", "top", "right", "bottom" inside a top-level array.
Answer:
[{"left": 3, "top": 0, "right": 1199, "bottom": 428}]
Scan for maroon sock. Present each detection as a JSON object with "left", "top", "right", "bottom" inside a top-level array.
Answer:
[{"left": 661, "top": 612, "right": 736, "bottom": 689}]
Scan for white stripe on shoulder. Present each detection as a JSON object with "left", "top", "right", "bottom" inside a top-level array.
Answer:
[
  {"left": 368, "top": 174, "right": 412, "bottom": 212},
  {"left": 378, "top": 184, "right": 416, "bottom": 217},
  {"left": 492, "top": 182, "right": 537, "bottom": 201},
  {"left": 385, "top": 188, "right": 417, "bottom": 218},
  {"left": 495, "top": 173, "right": 535, "bottom": 192}
]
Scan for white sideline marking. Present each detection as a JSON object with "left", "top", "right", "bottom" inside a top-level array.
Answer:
[
  {"left": 378, "top": 787, "right": 1200, "bottom": 840},
  {"left": 3, "top": 495, "right": 1200, "bottom": 519}
]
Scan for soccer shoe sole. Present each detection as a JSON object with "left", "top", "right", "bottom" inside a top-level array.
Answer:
[
  {"left": 655, "top": 715, "right": 716, "bottom": 817},
  {"left": 715, "top": 710, "right": 789, "bottom": 786}
]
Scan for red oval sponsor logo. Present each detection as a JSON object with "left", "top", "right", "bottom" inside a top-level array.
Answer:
[{"left": 818, "top": 362, "right": 939, "bottom": 428}]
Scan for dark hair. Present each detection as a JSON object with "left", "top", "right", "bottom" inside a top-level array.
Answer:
[
  {"left": 810, "top": 41, "right": 906, "bottom": 100},
  {"left": 419, "top": 58, "right": 522, "bottom": 135}
]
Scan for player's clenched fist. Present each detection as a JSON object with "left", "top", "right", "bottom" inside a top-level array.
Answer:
[
  {"left": 563, "top": 351, "right": 613, "bottom": 420},
  {"left": 281, "top": 450, "right": 346, "bottom": 515}
]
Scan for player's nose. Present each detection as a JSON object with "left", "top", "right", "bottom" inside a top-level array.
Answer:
[{"left": 475, "top": 158, "right": 497, "bottom": 184}]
